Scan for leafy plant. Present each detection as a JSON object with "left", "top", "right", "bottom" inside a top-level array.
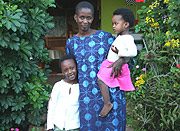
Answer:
[
  {"left": 0, "top": 0, "right": 55, "bottom": 130},
  {"left": 126, "top": 0, "right": 180, "bottom": 130}
]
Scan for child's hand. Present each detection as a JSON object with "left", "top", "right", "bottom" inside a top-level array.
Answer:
[{"left": 111, "top": 45, "right": 118, "bottom": 54}]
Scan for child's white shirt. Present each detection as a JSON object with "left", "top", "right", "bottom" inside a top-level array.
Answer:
[
  {"left": 107, "top": 35, "right": 137, "bottom": 62},
  {"left": 47, "top": 79, "right": 80, "bottom": 130}
]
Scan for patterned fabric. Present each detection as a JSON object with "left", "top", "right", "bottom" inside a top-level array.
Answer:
[
  {"left": 65, "top": 30, "right": 126, "bottom": 131},
  {"left": 126, "top": 0, "right": 137, "bottom": 5}
]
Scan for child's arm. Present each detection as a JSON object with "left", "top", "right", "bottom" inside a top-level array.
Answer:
[
  {"left": 117, "top": 43, "right": 137, "bottom": 57},
  {"left": 47, "top": 83, "right": 59, "bottom": 130},
  {"left": 115, "top": 36, "right": 137, "bottom": 57},
  {"left": 112, "top": 43, "right": 137, "bottom": 57}
]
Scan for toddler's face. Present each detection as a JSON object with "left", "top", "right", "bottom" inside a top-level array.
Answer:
[{"left": 112, "top": 15, "right": 128, "bottom": 34}]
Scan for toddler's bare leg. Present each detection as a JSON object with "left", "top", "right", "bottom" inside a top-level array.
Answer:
[{"left": 97, "top": 78, "right": 113, "bottom": 117}]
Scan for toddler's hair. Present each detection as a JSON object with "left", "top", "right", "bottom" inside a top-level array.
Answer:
[
  {"left": 75, "top": 1, "right": 94, "bottom": 15},
  {"left": 58, "top": 54, "right": 77, "bottom": 73},
  {"left": 113, "top": 8, "right": 135, "bottom": 28}
]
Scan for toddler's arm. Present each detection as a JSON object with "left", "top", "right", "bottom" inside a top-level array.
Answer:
[
  {"left": 117, "top": 43, "right": 137, "bottom": 57},
  {"left": 114, "top": 35, "right": 137, "bottom": 57}
]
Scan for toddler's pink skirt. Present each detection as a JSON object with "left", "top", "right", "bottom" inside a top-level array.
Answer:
[{"left": 97, "top": 59, "right": 135, "bottom": 91}]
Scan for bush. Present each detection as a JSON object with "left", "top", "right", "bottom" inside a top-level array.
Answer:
[
  {"left": 0, "top": 0, "right": 55, "bottom": 130},
  {"left": 126, "top": 0, "right": 180, "bottom": 130}
]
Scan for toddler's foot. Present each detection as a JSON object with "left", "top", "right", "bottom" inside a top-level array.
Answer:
[{"left": 99, "top": 103, "right": 113, "bottom": 117}]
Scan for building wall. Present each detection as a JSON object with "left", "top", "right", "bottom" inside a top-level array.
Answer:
[{"left": 101, "top": 0, "right": 153, "bottom": 33}]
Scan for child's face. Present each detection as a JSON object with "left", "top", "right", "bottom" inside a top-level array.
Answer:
[
  {"left": 74, "top": 7, "right": 94, "bottom": 32},
  {"left": 61, "top": 59, "right": 77, "bottom": 83},
  {"left": 112, "top": 15, "right": 129, "bottom": 34}
]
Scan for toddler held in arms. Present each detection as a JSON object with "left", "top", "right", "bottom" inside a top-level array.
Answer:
[{"left": 97, "top": 8, "right": 137, "bottom": 117}]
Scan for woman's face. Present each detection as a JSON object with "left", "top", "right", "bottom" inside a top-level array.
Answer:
[{"left": 74, "top": 8, "right": 94, "bottom": 32}]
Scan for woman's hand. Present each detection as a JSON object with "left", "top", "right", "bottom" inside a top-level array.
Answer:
[{"left": 107, "top": 57, "right": 130, "bottom": 78}]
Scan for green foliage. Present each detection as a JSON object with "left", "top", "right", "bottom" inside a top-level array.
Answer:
[
  {"left": 126, "top": 0, "right": 180, "bottom": 130},
  {"left": 0, "top": 0, "right": 55, "bottom": 130}
]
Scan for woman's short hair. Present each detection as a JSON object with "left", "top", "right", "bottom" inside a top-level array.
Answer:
[{"left": 75, "top": 1, "right": 94, "bottom": 15}]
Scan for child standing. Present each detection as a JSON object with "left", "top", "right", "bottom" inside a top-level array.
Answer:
[
  {"left": 47, "top": 54, "right": 80, "bottom": 131},
  {"left": 97, "top": 8, "right": 137, "bottom": 117}
]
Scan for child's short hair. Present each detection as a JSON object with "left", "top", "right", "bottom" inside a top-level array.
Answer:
[
  {"left": 113, "top": 8, "right": 135, "bottom": 28},
  {"left": 75, "top": 1, "right": 94, "bottom": 15},
  {"left": 58, "top": 54, "right": 77, "bottom": 73}
]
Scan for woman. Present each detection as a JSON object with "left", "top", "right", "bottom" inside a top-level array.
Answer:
[{"left": 65, "top": 1, "right": 127, "bottom": 131}]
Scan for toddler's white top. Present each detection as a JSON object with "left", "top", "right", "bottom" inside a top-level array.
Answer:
[{"left": 107, "top": 35, "right": 137, "bottom": 62}]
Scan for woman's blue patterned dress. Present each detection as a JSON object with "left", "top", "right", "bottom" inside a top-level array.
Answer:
[{"left": 65, "top": 30, "right": 126, "bottom": 131}]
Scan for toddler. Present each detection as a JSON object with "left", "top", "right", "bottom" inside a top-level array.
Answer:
[{"left": 97, "top": 8, "right": 137, "bottom": 117}]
